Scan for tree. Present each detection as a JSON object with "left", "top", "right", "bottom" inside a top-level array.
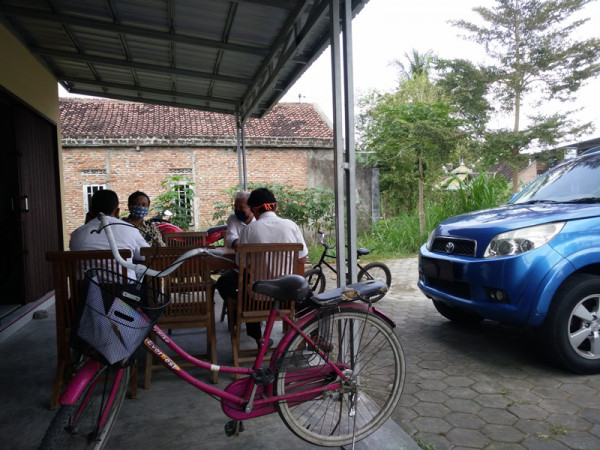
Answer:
[
  {"left": 359, "top": 71, "right": 462, "bottom": 233},
  {"left": 452, "top": 0, "right": 600, "bottom": 192}
]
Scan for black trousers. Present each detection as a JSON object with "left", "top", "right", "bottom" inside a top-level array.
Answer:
[{"left": 215, "top": 269, "right": 262, "bottom": 340}]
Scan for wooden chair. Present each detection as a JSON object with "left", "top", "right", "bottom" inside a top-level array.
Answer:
[
  {"left": 140, "top": 246, "right": 218, "bottom": 386},
  {"left": 163, "top": 231, "right": 208, "bottom": 247},
  {"left": 229, "top": 243, "right": 303, "bottom": 369},
  {"left": 46, "top": 249, "right": 133, "bottom": 409}
]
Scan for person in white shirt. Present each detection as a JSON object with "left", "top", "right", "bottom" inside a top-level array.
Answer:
[
  {"left": 225, "top": 191, "right": 255, "bottom": 249},
  {"left": 70, "top": 189, "right": 149, "bottom": 278},
  {"left": 216, "top": 187, "right": 308, "bottom": 347}
]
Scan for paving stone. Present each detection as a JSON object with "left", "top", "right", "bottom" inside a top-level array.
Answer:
[
  {"left": 414, "top": 389, "right": 450, "bottom": 403},
  {"left": 444, "top": 386, "right": 478, "bottom": 400},
  {"left": 514, "top": 419, "right": 554, "bottom": 436},
  {"left": 474, "top": 393, "right": 512, "bottom": 409},
  {"left": 412, "top": 432, "right": 451, "bottom": 450},
  {"left": 443, "top": 398, "right": 482, "bottom": 414},
  {"left": 508, "top": 403, "right": 549, "bottom": 421},
  {"left": 445, "top": 428, "right": 490, "bottom": 448},
  {"left": 520, "top": 436, "right": 571, "bottom": 449},
  {"left": 415, "top": 378, "right": 449, "bottom": 391},
  {"left": 531, "top": 386, "right": 571, "bottom": 400},
  {"left": 546, "top": 413, "right": 591, "bottom": 432},
  {"left": 444, "top": 375, "right": 474, "bottom": 387},
  {"left": 482, "top": 424, "right": 526, "bottom": 443},
  {"left": 413, "top": 402, "right": 450, "bottom": 418},
  {"left": 410, "top": 417, "right": 451, "bottom": 434},
  {"left": 445, "top": 411, "right": 485, "bottom": 429},
  {"left": 538, "top": 398, "right": 580, "bottom": 415},
  {"left": 554, "top": 430, "right": 600, "bottom": 449},
  {"left": 478, "top": 407, "right": 518, "bottom": 426}
]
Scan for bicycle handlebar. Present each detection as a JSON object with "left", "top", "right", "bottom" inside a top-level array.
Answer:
[{"left": 96, "top": 212, "right": 228, "bottom": 280}]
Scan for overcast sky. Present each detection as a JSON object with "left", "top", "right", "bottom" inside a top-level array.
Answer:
[{"left": 281, "top": 0, "right": 600, "bottom": 144}]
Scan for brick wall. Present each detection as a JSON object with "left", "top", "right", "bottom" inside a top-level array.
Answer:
[{"left": 62, "top": 144, "right": 320, "bottom": 238}]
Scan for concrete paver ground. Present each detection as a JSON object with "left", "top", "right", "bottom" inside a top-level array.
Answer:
[
  {"left": 2, "top": 257, "right": 600, "bottom": 449},
  {"left": 381, "top": 258, "right": 600, "bottom": 449}
]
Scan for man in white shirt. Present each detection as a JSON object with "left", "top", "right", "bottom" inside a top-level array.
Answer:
[
  {"left": 237, "top": 188, "right": 308, "bottom": 345},
  {"left": 70, "top": 189, "right": 149, "bottom": 278},
  {"left": 225, "top": 191, "right": 255, "bottom": 249}
]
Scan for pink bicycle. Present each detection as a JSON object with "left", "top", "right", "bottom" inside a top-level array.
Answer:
[{"left": 39, "top": 213, "right": 405, "bottom": 448}]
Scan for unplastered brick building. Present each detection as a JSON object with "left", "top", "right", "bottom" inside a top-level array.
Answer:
[{"left": 60, "top": 98, "right": 335, "bottom": 237}]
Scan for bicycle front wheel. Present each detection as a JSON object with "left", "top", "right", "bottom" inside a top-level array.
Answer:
[
  {"left": 358, "top": 262, "right": 392, "bottom": 302},
  {"left": 39, "top": 365, "right": 130, "bottom": 450},
  {"left": 274, "top": 308, "right": 405, "bottom": 447},
  {"left": 305, "top": 268, "right": 326, "bottom": 293}
]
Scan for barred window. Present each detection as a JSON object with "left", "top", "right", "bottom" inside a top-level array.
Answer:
[
  {"left": 83, "top": 184, "right": 106, "bottom": 219},
  {"left": 82, "top": 169, "right": 107, "bottom": 175}
]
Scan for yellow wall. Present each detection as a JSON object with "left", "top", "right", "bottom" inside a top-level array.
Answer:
[{"left": 0, "top": 23, "right": 66, "bottom": 246}]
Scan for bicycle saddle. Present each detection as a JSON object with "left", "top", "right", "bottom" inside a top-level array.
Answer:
[
  {"left": 357, "top": 248, "right": 370, "bottom": 256},
  {"left": 252, "top": 275, "right": 311, "bottom": 303},
  {"left": 312, "top": 280, "right": 387, "bottom": 306}
]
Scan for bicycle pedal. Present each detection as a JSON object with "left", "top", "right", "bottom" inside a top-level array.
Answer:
[
  {"left": 224, "top": 420, "right": 244, "bottom": 437},
  {"left": 251, "top": 367, "right": 274, "bottom": 386}
]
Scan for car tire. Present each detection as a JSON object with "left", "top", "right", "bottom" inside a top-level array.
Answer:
[
  {"left": 432, "top": 299, "right": 483, "bottom": 325},
  {"left": 540, "top": 273, "right": 600, "bottom": 374}
]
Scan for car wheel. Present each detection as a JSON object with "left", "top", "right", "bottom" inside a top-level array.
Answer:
[
  {"left": 541, "top": 273, "right": 600, "bottom": 374},
  {"left": 432, "top": 299, "right": 483, "bottom": 325}
]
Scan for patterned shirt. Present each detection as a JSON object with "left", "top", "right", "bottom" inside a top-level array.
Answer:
[{"left": 123, "top": 217, "right": 166, "bottom": 247}]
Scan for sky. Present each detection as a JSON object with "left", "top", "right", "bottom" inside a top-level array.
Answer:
[{"left": 280, "top": 0, "right": 600, "bottom": 144}]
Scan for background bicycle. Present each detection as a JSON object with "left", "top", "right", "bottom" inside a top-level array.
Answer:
[{"left": 305, "top": 230, "right": 392, "bottom": 301}]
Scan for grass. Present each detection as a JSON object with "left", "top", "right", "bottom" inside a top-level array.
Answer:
[{"left": 308, "top": 173, "right": 512, "bottom": 263}]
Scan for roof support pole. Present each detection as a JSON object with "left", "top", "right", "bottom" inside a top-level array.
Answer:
[
  {"left": 236, "top": 113, "right": 248, "bottom": 190},
  {"left": 329, "top": 0, "right": 357, "bottom": 287}
]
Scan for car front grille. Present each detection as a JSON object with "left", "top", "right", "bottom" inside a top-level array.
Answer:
[{"left": 431, "top": 237, "right": 476, "bottom": 257}]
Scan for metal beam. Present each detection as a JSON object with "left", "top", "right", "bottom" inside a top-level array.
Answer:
[
  {"left": 60, "top": 76, "right": 239, "bottom": 105},
  {"left": 0, "top": 4, "right": 268, "bottom": 56},
  {"left": 240, "top": 0, "right": 329, "bottom": 120},
  {"left": 68, "top": 89, "right": 239, "bottom": 116},
  {"left": 30, "top": 47, "right": 249, "bottom": 85}
]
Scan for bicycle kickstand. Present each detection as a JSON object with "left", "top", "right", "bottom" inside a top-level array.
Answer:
[{"left": 224, "top": 419, "right": 244, "bottom": 437}]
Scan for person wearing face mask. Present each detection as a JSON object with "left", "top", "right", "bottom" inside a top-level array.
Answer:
[
  {"left": 123, "top": 191, "right": 165, "bottom": 247},
  {"left": 225, "top": 191, "right": 255, "bottom": 250}
]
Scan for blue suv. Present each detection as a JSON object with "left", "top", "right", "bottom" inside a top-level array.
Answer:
[{"left": 418, "top": 147, "right": 600, "bottom": 374}]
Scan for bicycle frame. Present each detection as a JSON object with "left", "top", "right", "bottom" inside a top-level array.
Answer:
[
  {"left": 311, "top": 237, "right": 367, "bottom": 278},
  {"left": 141, "top": 299, "right": 393, "bottom": 420}
]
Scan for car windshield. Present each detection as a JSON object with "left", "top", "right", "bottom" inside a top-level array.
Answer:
[{"left": 511, "top": 152, "right": 600, "bottom": 204}]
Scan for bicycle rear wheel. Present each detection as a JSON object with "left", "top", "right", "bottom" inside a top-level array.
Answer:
[
  {"left": 304, "top": 268, "right": 326, "bottom": 293},
  {"left": 39, "top": 365, "right": 130, "bottom": 450},
  {"left": 357, "top": 262, "right": 392, "bottom": 302},
  {"left": 274, "top": 308, "right": 405, "bottom": 447}
]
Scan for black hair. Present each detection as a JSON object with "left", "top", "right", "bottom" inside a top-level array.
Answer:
[
  {"left": 90, "top": 189, "right": 119, "bottom": 215},
  {"left": 128, "top": 190, "right": 151, "bottom": 206},
  {"left": 247, "top": 188, "right": 277, "bottom": 213}
]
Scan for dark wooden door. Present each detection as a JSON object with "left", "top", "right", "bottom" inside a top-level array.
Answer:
[
  {"left": 0, "top": 101, "right": 25, "bottom": 307},
  {"left": 0, "top": 91, "right": 62, "bottom": 305}
]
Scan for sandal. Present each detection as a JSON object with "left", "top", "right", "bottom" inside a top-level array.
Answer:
[{"left": 256, "top": 338, "right": 274, "bottom": 349}]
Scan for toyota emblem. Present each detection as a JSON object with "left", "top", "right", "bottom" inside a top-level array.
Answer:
[{"left": 444, "top": 242, "right": 455, "bottom": 254}]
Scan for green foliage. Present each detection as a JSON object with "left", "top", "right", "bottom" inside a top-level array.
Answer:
[
  {"left": 152, "top": 175, "right": 195, "bottom": 230},
  {"left": 212, "top": 182, "right": 335, "bottom": 234},
  {"left": 357, "top": 173, "right": 511, "bottom": 258}
]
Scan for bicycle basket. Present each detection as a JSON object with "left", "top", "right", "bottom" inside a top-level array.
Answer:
[{"left": 75, "top": 268, "right": 169, "bottom": 365}]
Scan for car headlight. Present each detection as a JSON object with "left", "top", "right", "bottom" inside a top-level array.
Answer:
[
  {"left": 425, "top": 230, "right": 435, "bottom": 251},
  {"left": 484, "top": 222, "right": 565, "bottom": 258}
]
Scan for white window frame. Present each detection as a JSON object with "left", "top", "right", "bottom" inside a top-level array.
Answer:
[{"left": 83, "top": 184, "right": 106, "bottom": 219}]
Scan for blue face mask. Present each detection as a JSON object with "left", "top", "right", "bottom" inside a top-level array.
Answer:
[
  {"left": 130, "top": 206, "right": 149, "bottom": 219},
  {"left": 235, "top": 209, "right": 249, "bottom": 222}
]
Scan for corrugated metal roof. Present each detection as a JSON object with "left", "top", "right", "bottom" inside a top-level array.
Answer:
[{"left": 0, "top": 0, "right": 369, "bottom": 120}]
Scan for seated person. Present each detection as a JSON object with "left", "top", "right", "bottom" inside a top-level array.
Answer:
[
  {"left": 70, "top": 189, "right": 149, "bottom": 278},
  {"left": 122, "top": 191, "right": 165, "bottom": 246},
  {"left": 225, "top": 191, "right": 255, "bottom": 249},
  {"left": 216, "top": 187, "right": 307, "bottom": 347}
]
